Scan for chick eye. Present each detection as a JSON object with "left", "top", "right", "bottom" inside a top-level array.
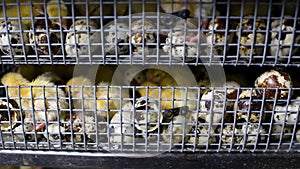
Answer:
[{"left": 155, "top": 74, "right": 160, "bottom": 78}]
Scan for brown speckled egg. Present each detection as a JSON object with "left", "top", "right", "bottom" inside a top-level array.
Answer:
[
  {"left": 236, "top": 89, "right": 265, "bottom": 123},
  {"left": 130, "top": 19, "right": 157, "bottom": 55},
  {"left": 254, "top": 69, "right": 292, "bottom": 99},
  {"left": 29, "top": 19, "right": 62, "bottom": 55}
]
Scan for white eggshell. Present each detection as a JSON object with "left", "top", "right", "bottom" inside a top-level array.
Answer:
[
  {"left": 198, "top": 90, "right": 226, "bottom": 123},
  {"left": 0, "top": 21, "right": 29, "bottom": 56},
  {"left": 104, "top": 22, "right": 129, "bottom": 55},
  {"left": 65, "top": 19, "right": 101, "bottom": 55}
]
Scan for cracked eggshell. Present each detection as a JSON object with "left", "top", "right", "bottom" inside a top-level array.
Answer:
[
  {"left": 240, "top": 123, "right": 267, "bottom": 144},
  {"left": 104, "top": 22, "right": 129, "bottom": 55},
  {"left": 221, "top": 124, "right": 243, "bottom": 148},
  {"left": 206, "top": 18, "right": 234, "bottom": 55},
  {"left": 0, "top": 21, "right": 30, "bottom": 56},
  {"left": 162, "top": 20, "right": 200, "bottom": 62},
  {"left": 0, "top": 100, "right": 20, "bottom": 131},
  {"left": 198, "top": 89, "right": 226, "bottom": 124},
  {"left": 130, "top": 19, "right": 157, "bottom": 55},
  {"left": 161, "top": 108, "right": 195, "bottom": 144},
  {"left": 274, "top": 98, "right": 300, "bottom": 123},
  {"left": 236, "top": 18, "right": 266, "bottom": 57},
  {"left": 134, "top": 97, "right": 162, "bottom": 133},
  {"left": 186, "top": 123, "right": 216, "bottom": 145},
  {"left": 65, "top": 19, "right": 101, "bottom": 55},
  {"left": 271, "top": 124, "right": 293, "bottom": 141},
  {"left": 109, "top": 102, "right": 135, "bottom": 143},
  {"left": 255, "top": 69, "right": 292, "bottom": 99},
  {"left": 270, "top": 18, "right": 300, "bottom": 60},
  {"left": 29, "top": 19, "right": 62, "bottom": 55},
  {"left": 236, "top": 89, "right": 265, "bottom": 123},
  {"left": 44, "top": 123, "right": 66, "bottom": 142}
]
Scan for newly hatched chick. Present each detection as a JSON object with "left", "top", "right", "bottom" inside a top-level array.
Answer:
[
  {"left": 0, "top": 0, "right": 43, "bottom": 26},
  {"left": 1, "top": 72, "right": 69, "bottom": 132},
  {"left": 236, "top": 18, "right": 266, "bottom": 59},
  {"left": 29, "top": 19, "right": 62, "bottom": 55},
  {"left": 270, "top": 17, "right": 300, "bottom": 61},
  {"left": 1, "top": 72, "right": 30, "bottom": 98},
  {"left": 96, "top": 81, "right": 118, "bottom": 120},
  {"left": 146, "top": 68, "right": 177, "bottom": 86},
  {"left": 37, "top": 71, "right": 64, "bottom": 85},
  {"left": 137, "top": 81, "right": 158, "bottom": 97},
  {"left": 44, "top": 0, "right": 68, "bottom": 30},
  {"left": 65, "top": 76, "right": 117, "bottom": 120}
]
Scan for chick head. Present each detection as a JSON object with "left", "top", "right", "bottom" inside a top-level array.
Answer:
[{"left": 146, "top": 69, "right": 168, "bottom": 84}]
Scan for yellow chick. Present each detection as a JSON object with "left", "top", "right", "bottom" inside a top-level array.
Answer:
[
  {"left": 137, "top": 81, "right": 159, "bottom": 97},
  {"left": 230, "top": 0, "right": 270, "bottom": 16},
  {"left": 1, "top": 72, "right": 69, "bottom": 131},
  {"left": 65, "top": 76, "right": 95, "bottom": 111},
  {"left": 44, "top": 0, "right": 68, "bottom": 29},
  {"left": 66, "top": 76, "right": 117, "bottom": 120},
  {"left": 128, "top": 0, "right": 157, "bottom": 14},
  {"left": 146, "top": 68, "right": 178, "bottom": 86},
  {"left": 96, "top": 81, "right": 118, "bottom": 120},
  {"left": 0, "top": 0, "right": 44, "bottom": 26},
  {"left": 1, "top": 72, "right": 30, "bottom": 98}
]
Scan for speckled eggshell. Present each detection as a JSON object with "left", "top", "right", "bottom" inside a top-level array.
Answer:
[
  {"left": 134, "top": 97, "right": 162, "bottom": 133},
  {"left": 270, "top": 19, "right": 300, "bottom": 60},
  {"left": 236, "top": 89, "right": 265, "bottom": 123},
  {"left": 223, "top": 81, "right": 240, "bottom": 99},
  {"left": 240, "top": 123, "right": 267, "bottom": 144},
  {"left": 0, "top": 21, "right": 30, "bottom": 56},
  {"left": 0, "top": 99, "right": 20, "bottom": 131},
  {"left": 206, "top": 18, "right": 234, "bottom": 55},
  {"left": 271, "top": 124, "right": 293, "bottom": 141},
  {"left": 254, "top": 69, "right": 292, "bottom": 99},
  {"left": 221, "top": 124, "right": 243, "bottom": 149},
  {"left": 186, "top": 124, "right": 216, "bottom": 146},
  {"left": 236, "top": 18, "right": 266, "bottom": 57},
  {"left": 162, "top": 20, "right": 199, "bottom": 62},
  {"left": 198, "top": 89, "right": 226, "bottom": 124},
  {"left": 161, "top": 108, "right": 194, "bottom": 144},
  {"left": 65, "top": 19, "right": 101, "bottom": 55},
  {"left": 104, "top": 22, "right": 129, "bottom": 55},
  {"left": 130, "top": 19, "right": 157, "bottom": 55},
  {"left": 109, "top": 110, "right": 135, "bottom": 143},
  {"left": 44, "top": 123, "right": 66, "bottom": 142},
  {"left": 274, "top": 98, "right": 300, "bottom": 123},
  {"left": 29, "top": 19, "right": 62, "bottom": 55}
]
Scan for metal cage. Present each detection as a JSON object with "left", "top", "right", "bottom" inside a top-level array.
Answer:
[{"left": 0, "top": 0, "right": 300, "bottom": 168}]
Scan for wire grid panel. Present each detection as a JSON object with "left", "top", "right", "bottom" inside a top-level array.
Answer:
[
  {"left": 0, "top": 85, "right": 300, "bottom": 153},
  {"left": 0, "top": 0, "right": 299, "bottom": 66}
]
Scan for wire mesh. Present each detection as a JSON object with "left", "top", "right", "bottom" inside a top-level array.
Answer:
[
  {"left": 0, "top": 0, "right": 298, "bottom": 65},
  {"left": 0, "top": 0, "right": 300, "bottom": 160},
  {"left": 0, "top": 85, "right": 298, "bottom": 153}
]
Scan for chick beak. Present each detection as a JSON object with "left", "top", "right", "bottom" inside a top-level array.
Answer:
[
  {"left": 147, "top": 76, "right": 152, "bottom": 81},
  {"left": 62, "top": 23, "right": 68, "bottom": 30},
  {"left": 38, "top": 9, "right": 45, "bottom": 15}
]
